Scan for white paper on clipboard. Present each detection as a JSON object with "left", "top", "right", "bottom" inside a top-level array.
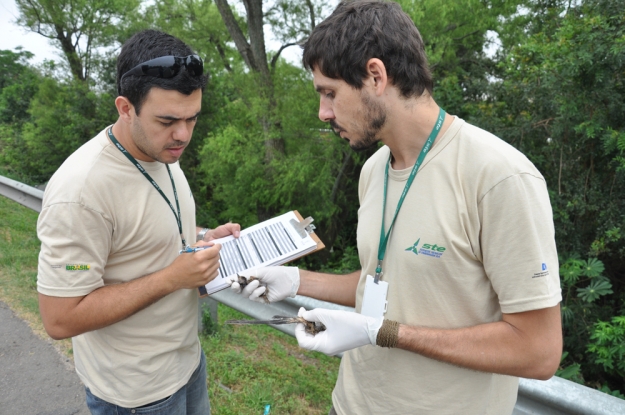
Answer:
[{"left": 199, "top": 211, "right": 323, "bottom": 296}]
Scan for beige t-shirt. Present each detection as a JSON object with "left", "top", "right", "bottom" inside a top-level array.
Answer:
[
  {"left": 37, "top": 127, "right": 200, "bottom": 408},
  {"left": 333, "top": 118, "right": 561, "bottom": 415}
]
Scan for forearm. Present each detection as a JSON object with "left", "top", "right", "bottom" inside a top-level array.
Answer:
[
  {"left": 39, "top": 267, "right": 177, "bottom": 340},
  {"left": 298, "top": 269, "right": 360, "bottom": 307},
  {"left": 395, "top": 305, "right": 562, "bottom": 380}
]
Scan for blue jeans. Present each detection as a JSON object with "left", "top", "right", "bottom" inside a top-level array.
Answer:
[{"left": 85, "top": 351, "right": 210, "bottom": 415}]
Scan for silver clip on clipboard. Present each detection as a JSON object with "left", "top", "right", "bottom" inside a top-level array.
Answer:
[{"left": 289, "top": 216, "right": 316, "bottom": 238}]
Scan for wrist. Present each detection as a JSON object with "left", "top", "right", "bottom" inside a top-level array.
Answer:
[
  {"left": 376, "top": 319, "right": 400, "bottom": 348},
  {"left": 285, "top": 267, "right": 301, "bottom": 297}
]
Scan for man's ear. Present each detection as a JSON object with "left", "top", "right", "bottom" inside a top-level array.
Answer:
[
  {"left": 365, "top": 58, "right": 388, "bottom": 97},
  {"left": 114, "top": 96, "right": 135, "bottom": 122}
]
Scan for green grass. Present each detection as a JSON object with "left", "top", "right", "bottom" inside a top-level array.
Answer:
[
  {"left": 0, "top": 195, "right": 339, "bottom": 414},
  {"left": 204, "top": 305, "right": 338, "bottom": 414},
  {"left": 0, "top": 196, "right": 49, "bottom": 336}
]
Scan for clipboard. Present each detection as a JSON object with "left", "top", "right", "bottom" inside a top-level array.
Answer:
[{"left": 197, "top": 210, "right": 325, "bottom": 296}]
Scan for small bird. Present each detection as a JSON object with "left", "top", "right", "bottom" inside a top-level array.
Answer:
[
  {"left": 235, "top": 274, "right": 269, "bottom": 303},
  {"left": 225, "top": 315, "right": 326, "bottom": 335}
]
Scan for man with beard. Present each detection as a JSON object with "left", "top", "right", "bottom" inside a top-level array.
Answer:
[
  {"left": 36, "top": 30, "right": 238, "bottom": 414},
  {"left": 227, "top": 1, "right": 562, "bottom": 414}
]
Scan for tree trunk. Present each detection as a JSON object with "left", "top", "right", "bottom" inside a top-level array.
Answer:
[
  {"left": 215, "top": 0, "right": 285, "bottom": 164},
  {"left": 55, "top": 26, "right": 85, "bottom": 81}
]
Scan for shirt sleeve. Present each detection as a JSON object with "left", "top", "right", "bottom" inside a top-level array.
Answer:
[
  {"left": 37, "top": 202, "right": 113, "bottom": 297},
  {"left": 479, "top": 173, "right": 562, "bottom": 314}
]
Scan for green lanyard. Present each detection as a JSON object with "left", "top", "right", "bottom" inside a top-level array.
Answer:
[
  {"left": 374, "top": 108, "right": 446, "bottom": 283},
  {"left": 107, "top": 128, "right": 187, "bottom": 250}
]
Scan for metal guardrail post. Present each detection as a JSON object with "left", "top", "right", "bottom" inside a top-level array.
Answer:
[
  {"left": 2, "top": 174, "right": 625, "bottom": 414},
  {"left": 198, "top": 296, "right": 219, "bottom": 333}
]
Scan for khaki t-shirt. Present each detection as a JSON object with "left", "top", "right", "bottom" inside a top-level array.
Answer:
[
  {"left": 333, "top": 118, "right": 561, "bottom": 415},
  {"left": 37, "top": 127, "right": 200, "bottom": 407}
]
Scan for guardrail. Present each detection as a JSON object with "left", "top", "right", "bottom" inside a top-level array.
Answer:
[{"left": 2, "top": 174, "right": 624, "bottom": 415}]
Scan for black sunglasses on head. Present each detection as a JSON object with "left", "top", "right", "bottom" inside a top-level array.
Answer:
[{"left": 118, "top": 54, "right": 203, "bottom": 94}]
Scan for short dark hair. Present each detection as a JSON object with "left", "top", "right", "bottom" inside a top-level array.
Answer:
[
  {"left": 303, "top": 0, "right": 433, "bottom": 98},
  {"left": 117, "top": 29, "right": 208, "bottom": 114}
]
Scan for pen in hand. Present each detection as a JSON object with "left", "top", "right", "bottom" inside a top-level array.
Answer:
[{"left": 178, "top": 245, "right": 212, "bottom": 254}]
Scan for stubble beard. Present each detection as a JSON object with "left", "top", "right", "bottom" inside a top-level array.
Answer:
[
  {"left": 131, "top": 118, "right": 186, "bottom": 164},
  {"left": 347, "top": 91, "right": 387, "bottom": 152},
  {"left": 131, "top": 118, "right": 161, "bottom": 162}
]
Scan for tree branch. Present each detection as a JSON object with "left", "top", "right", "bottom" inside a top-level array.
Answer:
[
  {"left": 214, "top": 0, "right": 257, "bottom": 71},
  {"left": 242, "top": 0, "right": 269, "bottom": 79},
  {"left": 270, "top": 42, "right": 297, "bottom": 70},
  {"left": 305, "top": 0, "right": 316, "bottom": 30},
  {"left": 208, "top": 34, "right": 233, "bottom": 73}
]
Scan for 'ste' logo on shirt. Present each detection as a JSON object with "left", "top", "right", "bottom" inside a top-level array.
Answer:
[{"left": 405, "top": 238, "right": 446, "bottom": 258}]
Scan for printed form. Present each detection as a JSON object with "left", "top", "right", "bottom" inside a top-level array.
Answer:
[{"left": 200, "top": 211, "right": 321, "bottom": 295}]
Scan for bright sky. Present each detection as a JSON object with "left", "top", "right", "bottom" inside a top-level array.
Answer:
[
  {"left": 0, "top": 0, "right": 61, "bottom": 63},
  {"left": 0, "top": 0, "right": 305, "bottom": 66}
]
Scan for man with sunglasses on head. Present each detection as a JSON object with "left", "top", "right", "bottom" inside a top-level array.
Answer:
[
  {"left": 36, "top": 29, "right": 236, "bottom": 415},
  {"left": 227, "top": 1, "right": 563, "bottom": 414}
]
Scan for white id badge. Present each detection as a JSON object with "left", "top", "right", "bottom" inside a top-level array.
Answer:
[{"left": 360, "top": 275, "right": 389, "bottom": 318}]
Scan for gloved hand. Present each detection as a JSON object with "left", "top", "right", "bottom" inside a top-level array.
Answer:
[
  {"left": 294, "top": 307, "right": 383, "bottom": 356},
  {"left": 226, "top": 266, "right": 300, "bottom": 303}
]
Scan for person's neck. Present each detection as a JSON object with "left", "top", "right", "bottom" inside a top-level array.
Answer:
[
  {"left": 110, "top": 120, "right": 154, "bottom": 162},
  {"left": 383, "top": 96, "right": 451, "bottom": 170}
]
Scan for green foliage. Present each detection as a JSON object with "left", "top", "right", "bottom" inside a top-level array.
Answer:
[
  {"left": 15, "top": 0, "right": 141, "bottom": 81},
  {"left": 588, "top": 316, "right": 625, "bottom": 378},
  {"left": 141, "top": 0, "right": 238, "bottom": 74},
  {"left": 203, "top": 304, "right": 338, "bottom": 415},
  {"left": 201, "top": 304, "right": 219, "bottom": 336},
  {"left": 1, "top": 0, "right": 625, "bottom": 399},
  {"left": 467, "top": 1, "right": 625, "bottom": 394},
  {"left": 472, "top": 0, "right": 625, "bottom": 263},
  {"left": 0, "top": 49, "right": 40, "bottom": 126},
  {"left": 397, "top": 0, "right": 520, "bottom": 118},
  {"left": 577, "top": 279, "right": 613, "bottom": 304},
  {"left": 599, "top": 384, "right": 625, "bottom": 400},
  {"left": 0, "top": 77, "right": 117, "bottom": 184},
  {"left": 555, "top": 352, "right": 584, "bottom": 384},
  {"left": 559, "top": 256, "right": 623, "bottom": 395}
]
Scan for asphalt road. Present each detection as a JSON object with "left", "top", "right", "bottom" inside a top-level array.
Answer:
[{"left": 0, "top": 300, "right": 89, "bottom": 415}]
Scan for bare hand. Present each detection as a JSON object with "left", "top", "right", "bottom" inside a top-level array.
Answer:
[
  {"left": 207, "top": 223, "right": 241, "bottom": 240},
  {"left": 168, "top": 243, "right": 222, "bottom": 290}
]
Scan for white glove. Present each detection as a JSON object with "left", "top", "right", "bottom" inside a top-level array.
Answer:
[
  {"left": 226, "top": 266, "right": 300, "bottom": 303},
  {"left": 294, "top": 307, "right": 383, "bottom": 356}
]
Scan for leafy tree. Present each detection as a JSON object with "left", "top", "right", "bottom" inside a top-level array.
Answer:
[
  {"left": 396, "top": 0, "right": 520, "bottom": 118},
  {"left": 1, "top": 0, "right": 624, "bottom": 395},
  {"left": 14, "top": 0, "right": 141, "bottom": 81},
  {"left": 466, "top": 0, "right": 625, "bottom": 394},
  {"left": 588, "top": 316, "right": 625, "bottom": 379},
  {"left": 0, "top": 77, "right": 116, "bottom": 184},
  {"left": 0, "top": 49, "right": 40, "bottom": 125}
]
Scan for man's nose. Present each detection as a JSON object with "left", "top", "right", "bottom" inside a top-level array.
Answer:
[
  {"left": 173, "top": 122, "right": 193, "bottom": 142},
  {"left": 318, "top": 99, "right": 334, "bottom": 123}
]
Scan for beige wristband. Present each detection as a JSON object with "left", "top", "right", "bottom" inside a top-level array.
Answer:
[{"left": 376, "top": 319, "right": 399, "bottom": 348}]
